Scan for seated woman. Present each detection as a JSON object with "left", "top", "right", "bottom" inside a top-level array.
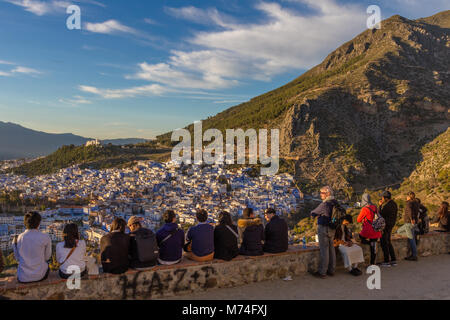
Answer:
[
  {"left": 100, "top": 218, "right": 130, "bottom": 274},
  {"left": 238, "top": 208, "right": 265, "bottom": 256},
  {"left": 357, "top": 193, "right": 382, "bottom": 266},
  {"left": 431, "top": 201, "right": 449, "bottom": 232},
  {"left": 214, "top": 211, "right": 239, "bottom": 261},
  {"left": 334, "top": 215, "right": 363, "bottom": 276},
  {"left": 56, "top": 223, "right": 87, "bottom": 279},
  {"left": 185, "top": 209, "right": 215, "bottom": 262}
]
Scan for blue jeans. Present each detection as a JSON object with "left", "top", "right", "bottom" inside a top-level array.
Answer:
[
  {"left": 408, "top": 227, "right": 417, "bottom": 257},
  {"left": 318, "top": 224, "right": 336, "bottom": 275}
]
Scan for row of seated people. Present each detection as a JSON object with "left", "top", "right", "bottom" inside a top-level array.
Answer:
[{"left": 9, "top": 208, "right": 289, "bottom": 282}]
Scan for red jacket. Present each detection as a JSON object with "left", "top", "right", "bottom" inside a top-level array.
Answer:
[{"left": 358, "top": 205, "right": 382, "bottom": 239}]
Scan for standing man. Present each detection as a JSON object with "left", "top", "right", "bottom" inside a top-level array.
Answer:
[
  {"left": 13, "top": 212, "right": 52, "bottom": 283},
  {"left": 378, "top": 191, "right": 398, "bottom": 267},
  {"left": 310, "top": 186, "right": 339, "bottom": 279},
  {"left": 401, "top": 191, "right": 420, "bottom": 261},
  {"left": 263, "top": 208, "right": 288, "bottom": 253}
]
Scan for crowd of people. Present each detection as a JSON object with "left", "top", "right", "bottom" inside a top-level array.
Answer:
[
  {"left": 7, "top": 188, "right": 449, "bottom": 284},
  {"left": 311, "top": 186, "right": 449, "bottom": 279}
]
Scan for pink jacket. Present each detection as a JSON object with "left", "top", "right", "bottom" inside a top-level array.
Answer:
[{"left": 358, "top": 205, "right": 382, "bottom": 239}]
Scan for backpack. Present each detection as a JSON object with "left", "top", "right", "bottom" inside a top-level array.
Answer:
[
  {"left": 328, "top": 201, "right": 347, "bottom": 229},
  {"left": 134, "top": 230, "right": 159, "bottom": 263},
  {"left": 367, "top": 206, "right": 386, "bottom": 232}
]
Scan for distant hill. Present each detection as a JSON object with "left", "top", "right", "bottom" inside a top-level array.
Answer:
[
  {"left": 8, "top": 143, "right": 171, "bottom": 177},
  {"left": 0, "top": 121, "right": 150, "bottom": 160},
  {"left": 158, "top": 11, "right": 450, "bottom": 194}
]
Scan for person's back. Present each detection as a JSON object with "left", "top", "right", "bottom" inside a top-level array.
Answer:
[
  {"left": 404, "top": 199, "right": 419, "bottom": 224},
  {"left": 15, "top": 229, "right": 52, "bottom": 283},
  {"left": 156, "top": 210, "right": 185, "bottom": 264},
  {"left": 380, "top": 199, "right": 398, "bottom": 229},
  {"left": 263, "top": 213, "right": 288, "bottom": 254},
  {"left": 238, "top": 214, "right": 264, "bottom": 256},
  {"left": 214, "top": 220, "right": 239, "bottom": 261},
  {"left": 100, "top": 218, "right": 130, "bottom": 274},
  {"left": 13, "top": 212, "right": 51, "bottom": 283},
  {"left": 129, "top": 227, "right": 158, "bottom": 269},
  {"left": 187, "top": 223, "right": 214, "bottom": 257}
]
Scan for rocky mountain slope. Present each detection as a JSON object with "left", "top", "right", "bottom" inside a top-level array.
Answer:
[{"left": 159, "top": 11, "right": 450, "bottom": 195}]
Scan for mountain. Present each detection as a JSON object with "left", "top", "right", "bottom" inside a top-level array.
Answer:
[
  {"left": 158, "top": 11, "right": 450, "bottom": 195},
  {"left": 395, "top": 127, "right": 449, "bottom": 205},
  {"left": 0, "top": 121, "right": 149, "bottom": 160}
]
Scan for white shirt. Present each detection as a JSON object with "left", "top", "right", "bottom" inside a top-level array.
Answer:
[
  {"left": 13, "top": 229, "right": 52, "bottom": 283},
  {"left": 56, "top": 240, "right": 87, "bottom": 274}
]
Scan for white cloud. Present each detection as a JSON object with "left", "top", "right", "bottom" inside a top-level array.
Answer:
[
  {"left": 5, "top": 0, "right": 51, "bottom": 16},
  {"left": 59, "top": 95, "right": 92, "bottom": 105},
  {"left": 79, "top": 84, "right": 167, "bottom": 99},
  {"left": 79, "top": 0, "right": 368, "bottom": 99},
  {"left": 6, "top": 0, "right": 105, "bottom": 15},
  {"left": 0, "top": 71, "right": 12, "bottom": 77},
  {"left": 84, "top": 20, "right": 138, "bottom": 35},
  {"left": 11, "top": 66, "right": 42, "bottom": 74},
  {"left": 0, "top": 60, "right": 15, "bottom": 65}
]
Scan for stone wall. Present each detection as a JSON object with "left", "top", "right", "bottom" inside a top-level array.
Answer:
[{"left": 1, "top": 231, "right": 449, "bottom": 300}]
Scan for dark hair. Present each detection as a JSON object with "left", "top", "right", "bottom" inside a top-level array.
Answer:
[
  {"left": 243, "top": 207, "right": 254, "bottom": 219},
  {"left": 408, "top": 191, "right": 416, "bottom": 199},
  {"left": 196, "top": 209, "right": 208, "bottom": 223},
  {"left": 265, "top": 208, "right": 276, "bottom": 215},
  {"left": 343, "top": 214, "right": 353, "bottom": 224},
  {"left": 163, "top": 210, "right": 176, "bottom": 223},
  {"left": 218, "top": 211, "right": 233, "bottom": 226},
  {"left": 438, "top": 202, "right": 449, "bottom": 218},
  {"left": 110, "top": 218, "right": 126, "bottom": 233},
  {"left": 24, "top": 211, "right": 41, "bottom": 229},
  {"left": 63, "top": 223, "right": 79, "bottom": 249}
]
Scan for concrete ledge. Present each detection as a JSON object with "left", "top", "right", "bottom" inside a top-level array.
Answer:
[{"left": 1, "top": 231, "right": 449, "bottom": 300}]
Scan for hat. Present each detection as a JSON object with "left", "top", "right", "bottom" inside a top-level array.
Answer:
[
  {"left": 127, "top": 216, "right": 141, "bottom": 226},
  {"left": 382, "top": 191, "right": 392, "bottom": 199}
]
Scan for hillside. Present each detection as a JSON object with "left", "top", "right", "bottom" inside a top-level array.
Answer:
[
  {"left": 158, "top": 11, "right": 450, "bottom": 194},
  {"left": 0, "top": 121, "right": 150, "bottom": 160},
  {"left": 7, "top": 143, "right": 171, "bottom": 177},
  {"left": 394, "top": 127, "right": 449, "bottom": 206}
]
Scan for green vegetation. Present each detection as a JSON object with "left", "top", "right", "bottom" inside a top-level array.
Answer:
[
  {"left": 8, "top": 144, "right": 172, "bottom": 177},
  {"left": 157, "top": 54, "right": 367, "bottom": 144}
]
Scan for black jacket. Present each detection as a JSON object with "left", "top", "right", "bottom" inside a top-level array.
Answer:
[
  {"left": 263, "top": 216, "right": 288, "bottom": 253},
  {"left": 379, "top": 199, "right": 398, "bottom": 229},
  {"left": 214, "top": 224, "right": 239, "bottom": 261},
  {"left": 100, "top": 232, "right": 130, "bottom": 274},
  {"left": 129, "top": 227, "right": 158, "bottom": 269},
  {"left": 238, "top": 218, "right": 265, "bottom": 256},
  {"left": 404, "top": 200, "right": 419, "bottom": 224}
]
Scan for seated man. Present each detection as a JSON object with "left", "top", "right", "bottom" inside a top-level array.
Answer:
[
  {"left": 13, "top": 212, "right": 52, "bottom": 283},
  {"left": 334, "top": 215, "right": 364, "bottom": 276},
  {"left": 156, "top": 210, "right": 185, "bottom": 265},
  {"left": 128, "top": 216, "right": 158, "bottom": 270},
  {"left": 263, "top": 208, "right": 288, "bottom": 253},
  {"left": 185, "top": 209, "right": 214, "bottom": 262}
]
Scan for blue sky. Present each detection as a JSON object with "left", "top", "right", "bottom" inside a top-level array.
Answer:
[{"left": 0, "top": 0, "right": 448, "bottom": 139}]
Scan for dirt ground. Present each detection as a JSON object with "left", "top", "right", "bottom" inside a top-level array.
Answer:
[{"left": 166, "top": 253, "right": 450, "bottom": 300}]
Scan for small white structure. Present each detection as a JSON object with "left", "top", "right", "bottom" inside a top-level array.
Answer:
[{"left": 86, "top": 139, "right": 101, "bottom": 147}]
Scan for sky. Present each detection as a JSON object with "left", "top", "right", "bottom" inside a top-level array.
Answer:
[{"left": 0, "top": 0, "right": 448, "bottom": 139}]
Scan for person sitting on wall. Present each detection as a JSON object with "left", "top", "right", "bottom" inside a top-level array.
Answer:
[
  {"left": 185, "top": 209, "right": 215, "bottom": 262},
  {"left": 334, "top": 215, "right": 363, "bottom": 276},
  {"left": 100, "top": 218, "right": 130, "bottom": 274},
  {"left": 56, "top": 223, "right": 87, "bottom": 279},
  {"left": 214, "top": 211, "right": 239, "bottom": 261},
  {"left": 13, "top": 211, "right": 52, "bottom": 283},
  {"left": 238, "top": 207, "right": 265, "bottom": 256},
  {"left": 156, "top": 210, "right": 185, "bottom": 265},
  {"left": 263, "top": 208, "right": 288, "bottom": 254}
]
